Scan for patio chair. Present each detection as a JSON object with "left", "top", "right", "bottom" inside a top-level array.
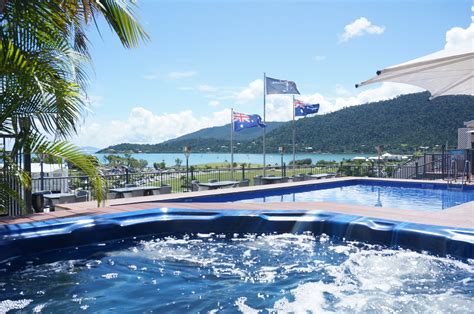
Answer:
[
  {"left": 160, "top": 185, "right": 172, "bottom": 194},
  {"left": 253, "top": 176, "right": 262, "bottom": 186},
  {"left": 292, "top": 175, "right": 304, "bottom": 182},
  {"left": 75, "top": 190, "right": 89, "bottom": 202},
  {"left": 191, "top": 180, "right": 200, "bottom": 191},
  {"left": 125, "top": 183, "right": 137, "bottom": 188},
  {"left": 239, "top": 179, "right": 250, "bottom": 187}
]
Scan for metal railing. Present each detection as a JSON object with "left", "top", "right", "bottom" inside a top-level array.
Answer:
[{"left": 29, "top": 163, "right": 416, "bottom": 199}]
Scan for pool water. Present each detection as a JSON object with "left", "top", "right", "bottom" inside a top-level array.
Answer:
[
  {"left": 235, "top": 184, "right": 474, "bottom": 211},
  {"left": 0, "top": 233, "right": 472, "bottom": 312}
]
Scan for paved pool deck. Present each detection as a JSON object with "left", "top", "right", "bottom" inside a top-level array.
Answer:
[{"left": 1, "top": 177, "right": 473, "bottom": 229}]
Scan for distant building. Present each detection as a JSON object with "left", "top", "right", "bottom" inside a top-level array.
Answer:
[{"left": 457, "top": 120, "right": 474, "bottom": 149}]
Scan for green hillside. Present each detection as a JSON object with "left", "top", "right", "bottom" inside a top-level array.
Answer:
[
  {"left": 262, "top": 92, "right": 474, "bottom": 153},
  {"left": 163, "top": 121, "right": 285, "bottom": 143},
  {"left": 98, "top": 92, "right": 474, "bottom": 154},
  {"left": 98, "top": 122, "right": 283, "bottom": 153}
]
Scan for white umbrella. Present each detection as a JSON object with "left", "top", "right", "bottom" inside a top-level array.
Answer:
[{"left": 356, "top": 49, "right": 474, "bottom": 99}]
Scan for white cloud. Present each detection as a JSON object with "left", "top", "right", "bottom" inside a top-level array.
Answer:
[
  {"left": 334, "top": 82, "right": 422, "bottom": 109},
  {"left": 85, "top": 95, "right": 104, "bottom": 108},
  {"left": 73, "top": 107, "right": 230, "bottom": 148},
  {"left": 168, "top": 71, "right": 197, "bottom": 79},
  {"left": 313, "top": 55, "right": 326, "bottom": 62},
  {"left": 235, "top": 79, "right": 263, "bottom": 103},
  {"left": 266, "top": 82, "right": 421, "bottom": 121},
  {"left": 177, "top": 86, "right": 194, "bottom": 91},
  {"left": 335, "top": 85, "right": 352, "bottom": 97},
  {"left": 198, "top": 84, "right": 217, "bottom": 92},
  {"left": 142, "top": 71, "right": 160, "bottom": 80},
  {"left": 73, "top": 80, "right": 423, "bottom": 148},
  {"left": 339, "top": 17, "right": 385, "bottom": 43},
  {"left": 444, "top": 22, "right": 473, "bottom": 53}
]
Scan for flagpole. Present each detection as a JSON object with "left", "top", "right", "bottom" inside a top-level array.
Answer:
[
  {"left": 292, "top": 95, "right": 296, "bottom": 173},
  {"left": 230, "top": 108, "right": 234, "bottom": 180},
  {"left": 263, "top": 72, "right": 266, "bottom": 176}
]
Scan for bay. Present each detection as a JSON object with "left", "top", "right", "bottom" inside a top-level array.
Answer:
[{"left": 93, "top": 152, "right": 373, "bottom": 167}]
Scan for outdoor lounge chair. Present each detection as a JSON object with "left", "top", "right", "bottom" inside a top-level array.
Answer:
[{"left": 191, "top": 180, "right": 200, "bottom": 191}]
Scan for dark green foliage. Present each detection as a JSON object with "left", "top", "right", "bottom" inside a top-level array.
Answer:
[
  {"left": 164, "top": 121, "right": 285, "bottom": 143},
  {"left": 262, "top": 92, "right": 474, "bottom": 153},
  {"left": 289, "top": 158, "right": 312, "bottom": 166}
]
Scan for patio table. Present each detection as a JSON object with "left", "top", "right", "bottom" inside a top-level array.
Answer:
[
  {"left": 198, "top": 181, "right": 239, "bottom": 190},
  {"left": 109, "top": 186, "right": 161, "bottom": 198},
  {"left": 43, "top": 193, "right": 76, "bottom": 210},
  {"left": 261, "top": 176, "right": 284, "bottom": 184}
]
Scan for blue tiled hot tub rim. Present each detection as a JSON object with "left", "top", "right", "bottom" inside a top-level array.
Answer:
[{"left": 0, "top": 207, "right": 472, "bottom": 262}]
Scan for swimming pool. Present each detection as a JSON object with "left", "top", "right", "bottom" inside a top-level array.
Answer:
[
  {"left": 171, "top": 179, "right": 474, "bottom": 211},
  {"left": 1, "top": 233, "right": 472, "bottom": 312},
  {"left": 1, "top": 178, "right": 473, "bottom": 312}
]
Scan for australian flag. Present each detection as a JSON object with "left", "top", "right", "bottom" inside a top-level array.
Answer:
[
  {"left": 233, "top": 112, "right": 266, "bottom": 132},
  {"left": 294, "top": 99, "right": 320, "bottom": 117},
  {"left": 266, "top": 77, "right": 300, "bottom": 95}
]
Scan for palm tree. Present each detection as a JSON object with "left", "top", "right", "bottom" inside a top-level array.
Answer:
[{"left": 0, "top": 0, "right": 148, "bottom": 213}]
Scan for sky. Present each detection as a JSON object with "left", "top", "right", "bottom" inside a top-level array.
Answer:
[{"left": 71, "top": 0, "right": 474, "bottom": 148}]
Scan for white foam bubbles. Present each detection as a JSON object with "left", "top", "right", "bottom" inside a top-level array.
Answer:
[{"left": 0, "top": 299, "right": 33, "bottom": 313}]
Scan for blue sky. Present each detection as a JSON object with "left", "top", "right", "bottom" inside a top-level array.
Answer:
[{"left": 72, "top": 0, "right": 473, "bottom": 148}]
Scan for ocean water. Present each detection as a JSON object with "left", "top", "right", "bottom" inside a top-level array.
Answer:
[
  {"left": 0, "top": 233, "right": 472, "bottom": 312},
  {"left": 93, "top": 152, "right": 370, "bottom": 166}
]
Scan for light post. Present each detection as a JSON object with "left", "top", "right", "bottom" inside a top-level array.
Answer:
[
  {"left": 279, "top": 146, "right": 285, "bottom": 177},
  {"left": 183, "top": 146, "right": 191, "bottom": 191}
]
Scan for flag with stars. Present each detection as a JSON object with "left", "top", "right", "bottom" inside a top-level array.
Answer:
[
  {"left": 294, "top": 99, "right": 320, "bottom": 117},
  {"left": 233, "top": 112, "right": 266, "bottom": 132}
]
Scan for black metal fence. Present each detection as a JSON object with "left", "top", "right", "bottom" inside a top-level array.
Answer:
[
  {"left": 29, "top": 163, "right": 430, "bottom": 199},
  {"left": 11, "top": 149, "right": 469, "bottom": 213}
]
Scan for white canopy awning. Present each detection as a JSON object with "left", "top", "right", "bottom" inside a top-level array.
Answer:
[{"left": 356, "top": 49, "right": 474, "bottom": 99}]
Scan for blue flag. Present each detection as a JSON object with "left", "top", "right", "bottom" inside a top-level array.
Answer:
[
  {"left": 266, "top": 77, "right": 300, "bottom": 95},
  {"left": 233, "top": 112, "right": 266, "bottom": 132},
  {"left": 294, "top": 99, "right": 319, "bottom": 117}
]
